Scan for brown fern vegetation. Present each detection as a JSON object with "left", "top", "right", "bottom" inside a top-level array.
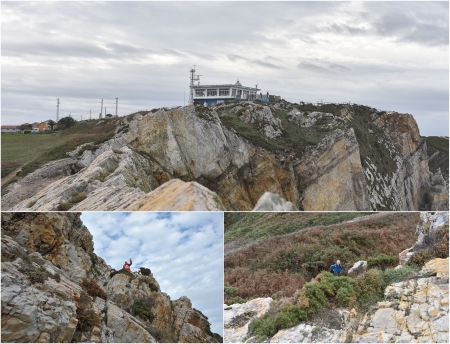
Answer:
[
  {"left": 224, "top": 212, "right": 419, "bottom": 303},
  {"left": 80, "top": 278, "right": 107, "bottom": 300}
]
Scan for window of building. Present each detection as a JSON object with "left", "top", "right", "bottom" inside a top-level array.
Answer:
[
  {"left": 219, "top": 88, "right": 230, "bottom": 96},
  {"left": 195, "top": 89, "right": 205, "bottom": 97},
  {"left": 207, "top": 89, "right": 217, "bottom": 97},
  {"left": 232, "top": 89, "right": 236, "bottom": 96},
  {"left": 243, "top": 91, "right": 249, "bottom": 99}
]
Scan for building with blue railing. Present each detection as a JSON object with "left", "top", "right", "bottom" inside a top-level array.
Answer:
[{"left": 191, "top": 80, "right": 262, "bottom": 105}]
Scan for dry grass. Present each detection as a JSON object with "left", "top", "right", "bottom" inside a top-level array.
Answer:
[{"left": 225, "top": 213, "right": 419, "bottom": 302}]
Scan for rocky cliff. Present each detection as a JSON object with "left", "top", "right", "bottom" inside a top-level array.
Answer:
[
  {"left": 1, "top": 212, "right": 221, "bottom": 343},
  {"left": 2, "top": 101, "right": 448, "bottom": 211},
  {"left": 224, "top": 211, "right": 449, "bottom": 343}
]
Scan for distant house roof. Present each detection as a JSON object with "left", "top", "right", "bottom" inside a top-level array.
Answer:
[{"left": 1, "top": 125, "right": 20, "bottom": 129}]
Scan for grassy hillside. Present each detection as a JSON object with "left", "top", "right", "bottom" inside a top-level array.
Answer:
[
  {"left": 225, "top": 212, "right": 372, "bottom": 244},
  {"left": 224, "top": 212, "right": 419, "bottom": 304},
  {"left": 423, "top": 136, "right": 449, "bottom": 183},
  {"left": 1, "top": 118, "right": 118, "bottom": 193}
]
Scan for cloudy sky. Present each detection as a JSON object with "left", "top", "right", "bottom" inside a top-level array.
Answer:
[
  {"left": 1, "top": 1, "right": 448, "bottom": 136},
  {"left": 80, "top": 212, "right": 224, "bottom": 336}
]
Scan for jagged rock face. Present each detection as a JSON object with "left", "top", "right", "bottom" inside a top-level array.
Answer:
[
  {"left": 353, "top": 258, "right": 449, "bottom": 343},
  {"left": 399, "top": 212, "right": 449, "bottom": 265},
  {"left": 1, "top": 212, "right": 218, "bottom": 343},
  {"left": 270, "top": 323, "right": 340, "bottom": 343},
  {"left": 294, "top": 128, "right": 371, "bottom": 210},
  {"left": 365, "top": 112, "right": 441, "bottom": 210},
  {"left": 2, "top": 103, "right": 448, "bottom": 211},
  {"left": 224, "top": 297, "right": 273, "bottom": 343}
]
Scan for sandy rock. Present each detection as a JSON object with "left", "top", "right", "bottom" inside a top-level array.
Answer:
[{"left": 127, "top": 179, "right": 226, "bottom": 211}]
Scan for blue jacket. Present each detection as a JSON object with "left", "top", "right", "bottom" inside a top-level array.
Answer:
[{"left": 330, "top": 263, "right": 343, "bottom": 275}]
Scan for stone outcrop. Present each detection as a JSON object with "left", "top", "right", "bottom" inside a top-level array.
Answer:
[
  {"left": 2, "top": 102, "right": 448, "bottom": 211},
  {"left": 1, "top": 213, "right": 219, "bottom": 343},
  {"left": 223, "top": 258, "right": 448, "bottom": 343},
  {"left": 224, "top": 297, "right": 273, "bottom": 343},
  {"left": 398, "top": 212, "right": 449, "bottom": 266},
  {"left": 353, "top": 258, "right": 449, "bottom": 343},
  {"left": 252, "top": 192, "right": 297, "bottom": 211}
]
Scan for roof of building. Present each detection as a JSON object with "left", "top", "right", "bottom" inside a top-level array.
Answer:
[
  {"left": 1, "top": 125, "right": 20, "bottom": 129},
  {"left": 192, "top": 84, "right": 259, "bottom": 91}
]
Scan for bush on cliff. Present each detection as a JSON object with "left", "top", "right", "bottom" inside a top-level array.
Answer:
[
  {"left": 131, "top": 298, "right": 155, "bottom": 322},
  {"left": 80, "top": 278, "right": 107, "bottom": 300},
  {"left": 76, "top": 291, "right": 101, "bottom": 333}
]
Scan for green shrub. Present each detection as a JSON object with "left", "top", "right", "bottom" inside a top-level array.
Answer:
[
  {"left": 409, "top": 250, "right": 433, "bottom": 267},
  {"left": 367, "top": 254, "right": 397, "bottom": 269},
  {"left": 229, "top": 296, "right": 247, "bottom": 305},
  {"left": 303, "top": 283, "right": 327, "bottom": 315},
  {"left": 131, "top": 299, "right": 155, "bottom": 322},
  {"left": 354, "top": 269, "right": 385, "bottom": 307},
  {"left": 275, "top": 305, "right": 307, "bottom": 330},
  {"left": 224, "top": 286, "right": 239, "bottom": 296},
  {"left": 383, "top": 265, "right": 415, "bottom": 286},
  {"left": 249, "top": 315, "right": 277, "bottom": 341},
  {"left": 140, "top": 267, "right": 151, "bottom": 276}
]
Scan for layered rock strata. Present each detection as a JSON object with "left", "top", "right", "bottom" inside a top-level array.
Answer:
[
  {"left": 1, "top": 212, "right": 219, "bottom": 343},
  {"left": 2, "top": 102, "right": 448, "bottom": 211}
]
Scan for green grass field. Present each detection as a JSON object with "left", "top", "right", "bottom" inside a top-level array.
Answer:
[
  {"left": 1, "top": 118, "right": 118, "bottom": 192},
  {"left": 1, "top": 133, "right": 74, "bottom": 177}
]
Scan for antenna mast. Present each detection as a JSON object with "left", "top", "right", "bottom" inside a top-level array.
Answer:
[{"left": 189, "top": 65, "right": 201, "bottom": 105}]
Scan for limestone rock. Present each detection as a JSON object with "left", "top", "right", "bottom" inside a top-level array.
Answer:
[
  {"left": 1, "top": 212, "right": 219, "bottom": 343},
  {"left": 354, "top": 258, "right": 449, "bottom": 343},
  {"left": 3, "top": 103, "right": 447, "bottom": 211},
  {"left": 270, "top": 323, "right": 340, "bottom": 343},
  {"left": 224, "top": 297, "right": 272, "bottom": 343},
  {"left": 127, "top": 179, "right": 226, "bottom": 211},
  {"left": 347, "top": 261, "right": 368, "bottom": 277}
]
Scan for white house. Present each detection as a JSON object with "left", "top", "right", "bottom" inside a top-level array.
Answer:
[{"left": 191, "top": 80, "right": 260, "bottom": 105}]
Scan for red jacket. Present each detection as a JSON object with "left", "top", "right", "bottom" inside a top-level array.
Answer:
[{"left": 123, "top": 258, "right": 132, "bottom": 271}]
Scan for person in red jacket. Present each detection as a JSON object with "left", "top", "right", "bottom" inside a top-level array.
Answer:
[{"left": 123, "top": 258, "right": 132, "bottom": 271}]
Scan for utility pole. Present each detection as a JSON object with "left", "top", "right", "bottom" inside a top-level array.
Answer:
[
  {"left": 115, "top": 97, "right": 118, "bottom": 117},
  {"left": 189, "top": 66, "right": 201, "bottom": 105},
  {"left": 56, "top": 98, "right": 60, "bottom": 122},
  {"left": 100, "top": 99, "right": 103, "bottom": 119}
]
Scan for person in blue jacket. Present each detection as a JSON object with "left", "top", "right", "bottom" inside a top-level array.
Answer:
[{"left": 330, "top": 260, "right": 344, "bottom": 275}]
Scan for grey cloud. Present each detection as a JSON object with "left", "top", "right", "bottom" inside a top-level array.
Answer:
[
  {"left": 329, "top": 64, "right": 351, "bottom": 72},
  {"left": 227, "top": 54, "right": 285, "bottom": 70},
  {"left": 298, "top": 62, "right": 332, "bottom": 74}
]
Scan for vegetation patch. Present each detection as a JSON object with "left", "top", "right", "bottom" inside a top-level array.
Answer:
[
  {"left": 225, "top": 311, "right": 257, "bottom": 329},
  {"left": 57, "top": 201, "right": 73, "bottom": 211},
  {"left": 75, "top": 291, "right": 101, "bottom": 333},
  {"left": 131, "top": 298, "right": 155, "bottom": 322},
  {"left": 144, "top": 325, "right": 177, "bottom": 343},
  {"left": 367, "top": 254, "right": 397, "bottom": 269},
  {"left": 139, "top": 267, "right": 151, "bottom": 276},
  {"left": 110, "top": 268, "right": 136, "bottom": 282},
  {"left": 80, "top": 278, "right": 107, "bottom": 300},
  {"left": 70, "top": 192, "right": 87, "bottom": 203},
  {"left": 225, "top": 213, "right": 418, "bottom": 302}
]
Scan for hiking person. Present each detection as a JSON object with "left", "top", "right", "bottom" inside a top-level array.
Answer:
[
  {"left": 123, "top": 258, "right": 132, "bottom": 271},
  {"left": 330, "top": 260, "right": 344, "bottom": 276}
]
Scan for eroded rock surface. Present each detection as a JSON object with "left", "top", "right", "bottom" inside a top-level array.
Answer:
[
  {"left": 3, "top": 102, "right": 448, "bottom": 211},
  {"left": 1, "top": 212, "right": 220, "bottom": 343}
]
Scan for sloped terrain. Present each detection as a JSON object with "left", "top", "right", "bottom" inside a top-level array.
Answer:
[
  {"left": 1, "top": 212, "right": 222, "bottom": 343},
  {"left": 2, "top": 101, "right": 448, "bottom": 211},
  {"left": 223, "top": 212, "right": 449, "bottom": 343}
]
